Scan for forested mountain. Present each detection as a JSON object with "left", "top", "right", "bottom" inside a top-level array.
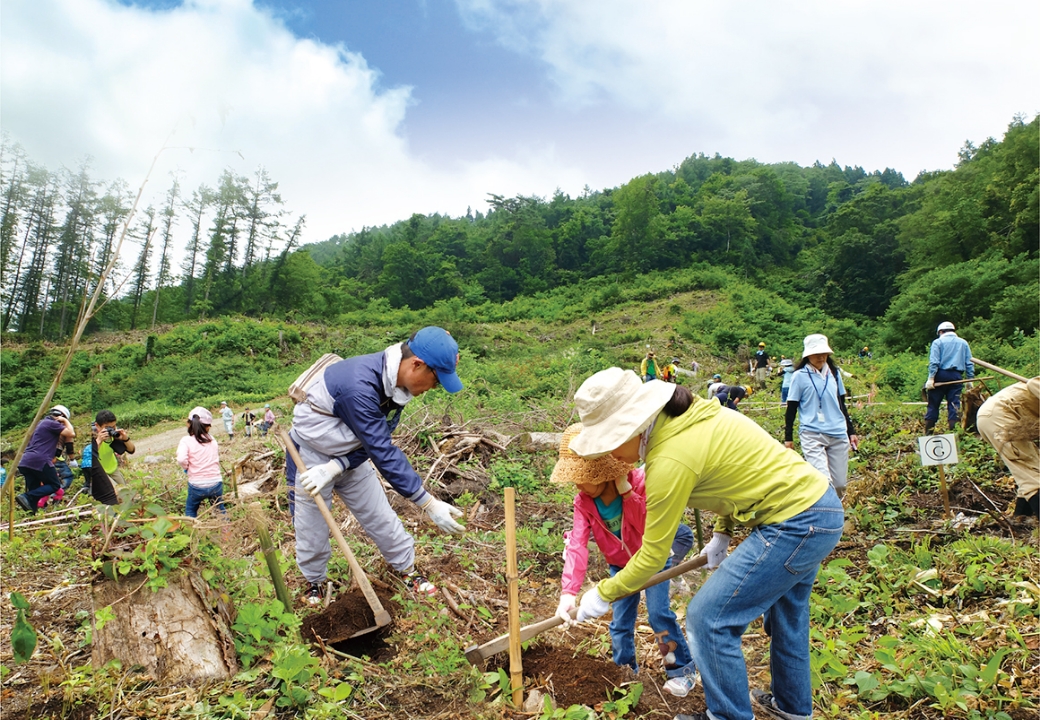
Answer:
[{"left": 1, "top": 116, "right": 1036, "bottom": 350}]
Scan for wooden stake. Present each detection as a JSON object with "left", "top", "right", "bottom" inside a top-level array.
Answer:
[
  {"left": 938, "top": 464, "right": 951, "bottom": 519},
  {"left": 504, "top": 487, "right": 523, "bottom": 708}
]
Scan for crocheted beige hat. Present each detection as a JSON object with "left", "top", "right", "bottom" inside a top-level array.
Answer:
[{"left": 549, "top": 423, "right": 633, "bottom": 485}]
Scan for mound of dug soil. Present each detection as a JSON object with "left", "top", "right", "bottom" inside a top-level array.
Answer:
[
  {"left": 301, "top": 589, "right": 396, "bottom": 645},
  {"left": 503, "top": 643, "right": 708, "bottom": 717}
]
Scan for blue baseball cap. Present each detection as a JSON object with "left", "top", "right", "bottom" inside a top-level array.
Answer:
[{"left": 409, "top": 326, "right": 463, "bottom": 394}]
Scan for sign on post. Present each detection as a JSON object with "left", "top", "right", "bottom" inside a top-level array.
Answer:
[
  {"left": 918, "top": 433, "right": 958, "bottom": 518},
  {"left": 918, "top": 434, "right": 959, "bottom": 467}
]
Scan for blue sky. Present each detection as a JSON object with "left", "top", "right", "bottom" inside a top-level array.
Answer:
[{"left": 2, "top": 0, "right": 1037, "bottom": 255}]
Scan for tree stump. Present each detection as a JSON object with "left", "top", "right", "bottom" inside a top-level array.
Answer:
[{"left": 91, "top": 571, "right": 237, "bottom": 682}]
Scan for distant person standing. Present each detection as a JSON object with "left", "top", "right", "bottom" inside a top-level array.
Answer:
[
  {"left": 752, "top": 342, "right": 772, "bottom": 391},
  {"left": 661, "top": 358, "right": 679, "bottom": 383},
  {"left": 15, "top": 405, "right": 76, "bottom": 514},
  {"left": 177, "top": 407, "right": 225, "bottom": 518},
  {"left": 779, "top": 358, "right": 795, "bottom": 403},
  {"left": 220, "top": 401, "right": 235, "bottom": 440},
  {"left": 242, "top": 408, "right": 257, "bottom": 438},
  {"left": 261, "top": 404, "right": 275, "bottom": 436},
  {"left": 976, "top": 377, "right": 1039, "bottom": 518},
  {"left": 641, "top": 351, "right": 661, "bottom": 383},
  {"left": 785, "top": 334, "right": 858, "bottom": 500},
  {"left": 924, "top": 321, "right": 974, "bottom": 434}
]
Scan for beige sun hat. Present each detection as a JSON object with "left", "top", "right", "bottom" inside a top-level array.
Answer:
[
  {"left": 550, "top": 423, "right": 634, "bottom": 485},
  {"left": 568, "top": 368, "right": 676, "bottom": 458},
  {"left": 802, "top": 334, "right": 834, "bottom": 356}
]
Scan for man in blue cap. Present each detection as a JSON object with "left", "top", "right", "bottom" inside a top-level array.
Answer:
[{"left": 287, "top": 326, "right": 466, "bottom": 604}]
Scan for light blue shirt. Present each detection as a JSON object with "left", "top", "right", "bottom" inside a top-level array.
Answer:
[
  {"left": 781, "top": 366, "right": 794, "bottom": 390},
  {"left": 788, "top": 364, "right": 848, "bottom": 437},
  {"left": 928, "top": 332, "right": 974, "bottom": 378}
]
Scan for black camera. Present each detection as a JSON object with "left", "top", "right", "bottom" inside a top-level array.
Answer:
[{"left": 107, "top": 427, "right": 123, "bottom": 438}]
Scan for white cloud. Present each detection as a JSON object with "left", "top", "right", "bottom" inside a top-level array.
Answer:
[
  {"left": 457, "top": 0, "right": 1040, "bottom": 174},
  {"left": 0, "top": 0, "right": 575, "bottom": 255}
]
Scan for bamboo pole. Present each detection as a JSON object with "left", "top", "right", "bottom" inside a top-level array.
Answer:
[
  {"left": 971, "top": 358, "right": 1029, "bottom": 383},
  {"left": 4, "top": 137, "right": 174, "bottom": 533},
  {"left": 504, "top": 487, "right": 523, "bottom": 708},
  {"left": 251, "top": 502, "right": 294, "bottom": 615}
]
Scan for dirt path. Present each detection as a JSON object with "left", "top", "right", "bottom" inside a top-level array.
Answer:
[{"left": 132, "top": 427, "right": 188, "bottom": 456}]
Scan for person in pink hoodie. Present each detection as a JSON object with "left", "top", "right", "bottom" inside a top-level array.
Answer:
[
  {"left": 176, "top": 407, "right": 225, "bottom": 518},
  {"left": 552, "top": 423, "right": 698, "bottom": 697}
]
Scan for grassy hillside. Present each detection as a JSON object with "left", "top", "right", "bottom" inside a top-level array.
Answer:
[{"left": 1, "top": 265, "right": 1037, "bottom": 720}]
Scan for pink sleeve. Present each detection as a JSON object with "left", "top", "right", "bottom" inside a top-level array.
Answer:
[
  {"left": 176, "top": 436, "right": 190, "bottom": 470},
  {"left": 560, "top": 496, "right": 592, "bottom": 596},
  {"left": 626, "top": 468, "right": 647, "bottom": 529}
]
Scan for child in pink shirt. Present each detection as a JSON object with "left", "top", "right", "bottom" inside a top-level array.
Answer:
[
  {"left": 553, "top": 423, "right": 698, "bottom": 697},
  {"left": 176, "top": 407, "right": 225, "bottom": 518}
]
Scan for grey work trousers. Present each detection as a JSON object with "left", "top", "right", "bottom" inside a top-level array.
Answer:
[
  {"left": 799, "top": 430, "right": 850, "bottom": 495},
  {"left": 293, "top": 451, "right": 415, "bottom": 585}
]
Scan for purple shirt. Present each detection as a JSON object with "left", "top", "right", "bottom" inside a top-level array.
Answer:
[{"left": 19, "top": 417, "right": 64, "bottom": 471}]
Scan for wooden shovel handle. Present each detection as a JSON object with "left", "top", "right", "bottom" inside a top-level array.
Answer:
[
  {"left": 278, "top": 427, "right": 391, "bottom": 627},
  {"left": 971, "top": 358, "right": 1029, "bottom": 383},
  {"left": 465, "top": 552, "right": 708, "bottom": 665}
]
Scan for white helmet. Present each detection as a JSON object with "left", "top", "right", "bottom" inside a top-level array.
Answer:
[
  {"left": 937, "top": 321, "right": 955, "bottom": 334},
  {"left": 50, "top": 405, "right": 71, "bottom": 420}
]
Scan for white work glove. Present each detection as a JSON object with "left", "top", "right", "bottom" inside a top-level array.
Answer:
[
  {"left": 575, "top": 586, "right": 611, "bottom": 623},
  {"left": 925, "top": 377, "right": 935, "bottom": 391},
  {"left": 298, "top": 459, "right": 342, "bottom": 496},
  {"left": 700, "top": 532, "right": 732, "bottom": 569},
  {"left": 556, "top": 593, "right": 577, "bottom": 625},
  {"left": 68, "top": 460, "right": 79, "bottom": 469},
  {"left": 420, "top": 497, "right": 465, "bottom": 534},
  {"left": 615, "top": 474, "right": 633, "bottom": 495}
]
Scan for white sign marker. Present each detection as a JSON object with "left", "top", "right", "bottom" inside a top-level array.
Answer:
[{"left": 918, "top": 434, "right": 959, "bottom": 467}]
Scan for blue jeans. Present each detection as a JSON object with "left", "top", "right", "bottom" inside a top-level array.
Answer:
[
  {"left": 609, "top": 524, "right": 696, "bottom": 678},
  {"left": 185, "top": 482, "right": 225, "bottom": 518},
  {"left": 925, "top": 368, "right": 963, "bottom": 426},
  {"left": 18, "top": 465, "right": 61, "bottom": 508},
  {"left": 687, "top": 487, "right": 844, "bottom": 720}
]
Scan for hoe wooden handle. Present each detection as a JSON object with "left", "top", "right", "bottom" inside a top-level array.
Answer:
[
  {"left": 465, "top": 552, "right": 708, "bottom": 666},
  {"left": 279, "top": 427, "right": 391, "bottom": 628}
]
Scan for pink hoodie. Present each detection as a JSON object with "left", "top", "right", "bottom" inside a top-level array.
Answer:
[
  {"left": 560, "top": 468, "right": 648, "bottom": 597},
  {"left": 176, "top": 434, "right": 222, "bottom": 488}
]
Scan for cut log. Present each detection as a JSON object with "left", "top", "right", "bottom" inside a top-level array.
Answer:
[
  {"left": 515, "top": 432, "right": 563, "bottom": 453},
  {"left": 91, "top": 570, "right": 237, "bottom": 682}
]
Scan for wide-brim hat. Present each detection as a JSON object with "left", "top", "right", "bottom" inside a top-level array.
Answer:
[
  {"left": 569, "top": 368, "right": 676, "bottom": 458},
  {"left": 802, "top": 334, "right": 833, "bottom": 356},
  {"left": 550, "top": 423, "right": 633, "bottom": 485}
]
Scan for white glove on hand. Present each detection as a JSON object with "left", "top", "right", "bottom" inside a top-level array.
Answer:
[
  {"left": 422, "top": 497, "right": 465, "bottom": 534},
  {"left": 700, "top": 532, "right": 732, "bottom": 569},
  {"left": 925, "top": 377, "right": 935, "bottom": 391},
  {"left": 615, "top": 474, "right": 633, "bottom": 495},
  {"left": 576, "top": 586, "right": 611, "bottom": 623},
  {"left": 298, "top": 459, "right": 341, "bottom": 496},
  {"left": 556, "top": 593, "right": 577, "bottom": 625}
]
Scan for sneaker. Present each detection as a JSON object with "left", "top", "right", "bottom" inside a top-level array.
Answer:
[
  {"left": 15, "top": 493, "right": 34, "bottom": 513},
  {"left": 750, "top": 689, "right": 809, "bottom": 720},
  {"left": 672, "top": 714, "right": 709, "bottom": 720},
  {"left": 663, "top": 674, "right": 697, "bottom": 698},
  {"left": 305, "top": 582, "right": 326, "bottom": 606},
  {"left": 401, "top": 569, "right": 436, "bottom": 596}
]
